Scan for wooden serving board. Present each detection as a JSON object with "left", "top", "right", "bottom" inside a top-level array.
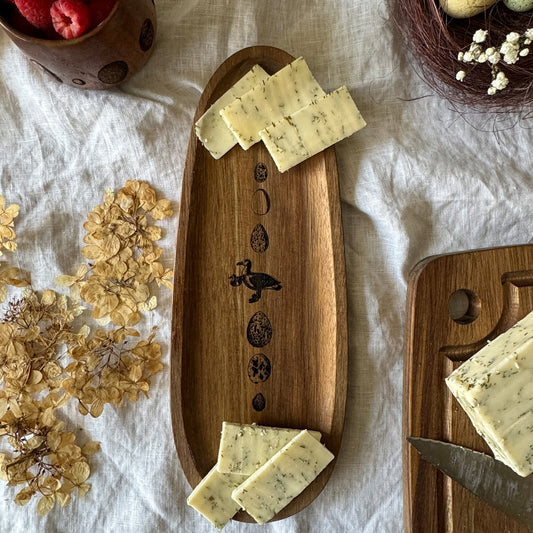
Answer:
[
  {"left": 403, "top": 244, "right": 533, "bottom": 533},
  {"left": 170, "top": 46, "right": 348, "bottom": 522}
]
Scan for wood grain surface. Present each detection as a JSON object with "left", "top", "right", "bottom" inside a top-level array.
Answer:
[
  {"left": 170, "top": 46, "right": 348, "bottom": 523},
  {"left": 403, "top": 244, "right": 533, "bottom": 533}
]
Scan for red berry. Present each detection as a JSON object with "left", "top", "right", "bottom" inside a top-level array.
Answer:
[
  {"left": 85, "top": 0, "right": 115, "bottom": 28},
  {"left": 14, "top": 0, "right": 54, "bottom": 29},
  {"left": 5, "top": 6, "right": 42, "bottom": 35},
  {"left": 50, "top": 0, "right": 90, "bottom": 38}
]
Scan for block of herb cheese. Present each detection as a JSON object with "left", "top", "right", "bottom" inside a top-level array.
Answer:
[
  {"left": 217, "top": 422, "right": 321, "bottom": 475},
  {"left": 195, "top": 65, "right": 270, "bottom": 159},
  {"left": 186, "top": 465, "right": 248, "bottom": 529},
  {"left": 446, "top": 310, "right": 533, "bottom": 477},
  {"left": 219, "top": 57, "right": 325, "bottom": 150},
  {"left": 231, "top": 430, "right": 334, "bottom": 524},
  {"left": 259, "top": 85, "right": 366, "bottom": 173}
]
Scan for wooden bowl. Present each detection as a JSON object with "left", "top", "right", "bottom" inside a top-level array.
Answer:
[{"left": 0, "top": 0, "right": 156, "bottom": 90}]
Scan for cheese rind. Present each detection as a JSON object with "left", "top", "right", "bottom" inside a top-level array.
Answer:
[
  {"left": 446, "top": 310, "right": 533, "bottom": 477},
  {"left": 186, "top": 465, "right": 248, "bottom": 529},
  {"left": 231, "top": 430, "right": 334, "bottom": 524},
  {"left": 195, "top": 65, "right": 269, "bottom": 159},
  {"left": 259, "top": 86, "right": 366, "bottom": 173},
  {"left": 217, "top": 422, "right": 321, "bottom": 475},
  {"left": 219, "top": 57, "right": 325, "bottom": 150}
]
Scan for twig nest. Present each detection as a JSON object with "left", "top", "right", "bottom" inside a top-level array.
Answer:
[
  {"left": 504, "top": 0, "right": 533, "bottom": 12},
  {"left": 394, "top": 0, "right": 533, "bottom": 109},
  {"left": 440, "top": 0, "right": 499, "bottom": 18}
]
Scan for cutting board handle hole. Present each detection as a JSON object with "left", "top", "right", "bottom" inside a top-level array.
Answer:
[{"left": 448, "top": 289, "right": 481, "bottom": 325}]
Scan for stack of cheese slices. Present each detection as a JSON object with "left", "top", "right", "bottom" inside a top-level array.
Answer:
[
  {"left": 187, "top": 422, "right": 334, "bottom": 528},
  {"left": 195, "top": 57, "right": 366, "bottom": 173}
]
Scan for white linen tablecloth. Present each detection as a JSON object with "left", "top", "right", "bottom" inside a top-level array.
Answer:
[{"left": 1, "top": 1, "right": 532, "bottom": 531}]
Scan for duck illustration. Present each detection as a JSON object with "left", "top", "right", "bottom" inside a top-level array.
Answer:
[{"left": 229, "top": 259, "right": 282, "bottom": 303}]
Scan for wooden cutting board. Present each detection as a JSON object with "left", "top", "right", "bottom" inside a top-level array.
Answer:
[
  {"left": 403, "top": 244, "right": 533, "bottom": 532},
  {"left": 170, "top": 46, "right": 348, "bottom": 523}
]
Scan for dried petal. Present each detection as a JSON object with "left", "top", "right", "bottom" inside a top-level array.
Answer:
[
  {"left": 81, "top": 441, "right": 100, "bottom": 456},
  {"left": 89, "top": 399, "right": 104, "bottom": 418},
  {"left": 36, "top": 495, "right": 55, "bottom": 515},
  {"left": 14, "top": 486, "right": 34, "bottom": 506},
  {"left": 67, "top": 461, "right": 90, "bottom": 484}
]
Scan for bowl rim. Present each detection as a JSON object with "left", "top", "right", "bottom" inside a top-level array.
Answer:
[{"left": 0, "top": 0, "right": 122, "bottom": 46}]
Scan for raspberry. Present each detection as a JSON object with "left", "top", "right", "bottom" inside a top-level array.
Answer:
[
  {"left": 14, "top": 0, "right": 54, "bottom": 29},
  {"left": 50, "top": 0, "right": 90, "bottom": 38},
  {"left": 84, "top": 0, "right": 115, "bottom": 28}
]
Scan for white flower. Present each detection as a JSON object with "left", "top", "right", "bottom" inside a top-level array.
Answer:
[
  {"left": 520, "top": 48, "right": 530, "bottom": 57},
  {"left": 473, "top": 29, "right": 488, "bottom": 43},
  {"left": 488, "top": 86, "right": 497, "bottom": 95},
  {"left": 500, "top": 41, "right": 519, "bottom": 64},
  {"left": 506, "top": 32, "right": 521, "bottom": 44},
  {"left": 463, "top": 51, "right": 474, "bottom": 62},
  {"left": 458, "top": 51, "right": 464, "bottom": 61},
  {"left": 487, "top": 51, "right": 501, "bottom": 65},
  {"left": 491, "top": 71, "right": 509, "bottom": 91},
  {"left": 456, "top": 70, "right": 466, "bottom": 82}
]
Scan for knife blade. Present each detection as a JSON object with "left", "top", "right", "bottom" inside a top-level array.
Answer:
[{"left": 408, "top": 436, "right": 533, "bottom": 529}]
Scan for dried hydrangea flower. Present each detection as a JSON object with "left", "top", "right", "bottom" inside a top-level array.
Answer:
[
  {"left": 56, "top": 180, "right": 174, "bottom": 326},
  {"left": 0, "top": 195, "right": 19, "bottom": 256},
  {"left": 0, "top": 182, "right": 170, "bottom": 514}
]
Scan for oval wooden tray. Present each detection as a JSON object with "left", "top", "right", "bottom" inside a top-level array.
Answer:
[
  {"left": 403, "top": 244, "right": 533, "bottom": 532},
  {"left": 170, "top": 46, "right": 348, "bottom": 523}
]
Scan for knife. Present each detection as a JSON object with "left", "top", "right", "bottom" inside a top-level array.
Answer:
[{"left": 408, "top": 436, "right": 533, "bottom": 529}]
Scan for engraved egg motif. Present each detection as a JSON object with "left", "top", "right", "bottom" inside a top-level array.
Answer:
[
  {"left": 252, "top": 393, "right": 266, "bottom": 411},
  {"left": 247, "top": 311, "right": 273, "bottom": 348},
  {"left": 251, "top": 188, "right": 271, "bottom": 215},
  {"left": 250, "top": 223, "right": 269, "bottom": 253},
  {"left": 254, "top": 162, "right": 268, "bottom": 183},
  {"left": 248, "top": 353, "right": 272, "bottom": 383}
]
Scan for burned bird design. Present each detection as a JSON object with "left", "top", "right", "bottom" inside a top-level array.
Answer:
[{"left": 229, "top": 259, "right": 282, "bottom": 303}]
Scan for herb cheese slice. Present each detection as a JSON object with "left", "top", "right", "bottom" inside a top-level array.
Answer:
[
  {"left": 217, "top": 421, "right": 321, "bottom": 475},
  {"left": 231, "top": 429, "right": 334, "bottom": 524},
  {"left": 195, "top": 65, "right": 270, "bottom": 159},
  {"left": 219, "top": 57, "right": 325, "bottom": 150},
  {"left": 446, "top": 310, "right": 533, "bottom": 477},
  {"left": 186, "top": 465, "right": 248, "bottom": 529},
  {"left": 259, "top": 85, "right": 366, "bottom": 173}
]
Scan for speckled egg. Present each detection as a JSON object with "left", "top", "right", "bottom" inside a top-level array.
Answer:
[
  {"left": 246, "top": 311, "right": 272, "bottom": 348},
  {"left": 504, "top": 0, "right": 533, "bottom": 12},
  {"left": 439, "top": 0, "right": 499, "bottom": 18},
  {"left": 250, "top": 223, "right": 269, "bottom": 253}
]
